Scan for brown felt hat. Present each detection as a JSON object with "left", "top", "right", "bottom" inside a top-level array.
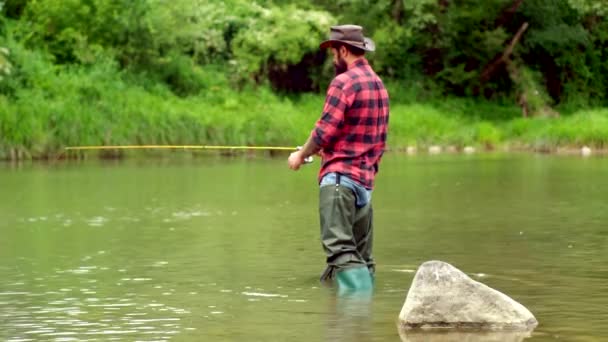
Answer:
[{"left": 320, "top": 25, "right": 375, "bottom": 52}]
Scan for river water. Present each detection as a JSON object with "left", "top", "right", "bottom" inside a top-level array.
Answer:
[{"left": 1, "top": 154, "right": 606, "bottom": 341}]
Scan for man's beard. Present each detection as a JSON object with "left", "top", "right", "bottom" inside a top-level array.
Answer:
[{"left": 334, "top": 55, "right": 348, "bottom": 76}]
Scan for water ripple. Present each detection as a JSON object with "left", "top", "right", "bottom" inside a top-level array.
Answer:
[{"left": 1, "top": 280, "right": 188, "bottom": 341}]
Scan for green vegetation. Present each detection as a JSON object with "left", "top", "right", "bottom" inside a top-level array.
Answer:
[{"left": 1, "top": 0, "right": 607, "bottom": 160}]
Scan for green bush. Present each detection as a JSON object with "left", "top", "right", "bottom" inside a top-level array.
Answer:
[{"left": 474, "top": 121, "right": 502, "bottom": 148}]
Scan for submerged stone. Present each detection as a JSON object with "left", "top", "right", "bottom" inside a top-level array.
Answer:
[
  {"left": 581, "top": 146, "right": 592, "bottom": 157},
  {"left": 399, "top": 261, "right": 538, "bottom": 331},
  {"left": 428, "top": 146, "right": 442, "bottom": 154},
  {"left": 463, "top": 146, "right": 476, "bottom": 154}
]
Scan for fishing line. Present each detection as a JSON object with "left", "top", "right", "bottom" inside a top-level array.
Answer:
[{"left": 58, "top": 145, "right": 314, "bottom": 163}]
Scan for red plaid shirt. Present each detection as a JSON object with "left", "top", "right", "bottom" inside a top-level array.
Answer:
[{"left": 312, "top": 58, "right": 389, "bottom": 189}]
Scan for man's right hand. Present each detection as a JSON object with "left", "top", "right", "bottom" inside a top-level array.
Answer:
[{"left": 288, "top": 150, "right": 305, "bottom": 171}]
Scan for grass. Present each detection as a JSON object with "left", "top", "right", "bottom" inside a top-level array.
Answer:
[{"left": 1, "top": 58, "right": 608, "bottom": 160}]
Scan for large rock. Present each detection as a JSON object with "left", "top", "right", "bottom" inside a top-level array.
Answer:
[{"left": 399, "top": 261, "right": 538, "bottom": 331}]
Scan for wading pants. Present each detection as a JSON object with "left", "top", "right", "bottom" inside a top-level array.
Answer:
[{"left": 319, "top": 174, "right": 374, "bottom": 281}]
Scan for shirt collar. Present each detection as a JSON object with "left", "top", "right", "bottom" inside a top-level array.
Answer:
[{"left": 348, "top": 58, "right": 369, "bottom": 70}]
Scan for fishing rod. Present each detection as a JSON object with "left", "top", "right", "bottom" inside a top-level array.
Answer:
[
  {"left": 65, "top": 144, "right": 298, "bottom": 151},
  {"left": 63, "top": 144, "right": 314, "bottom": 162}
]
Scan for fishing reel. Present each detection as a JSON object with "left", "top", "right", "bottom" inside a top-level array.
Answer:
[{"left": 297, "top": 146, "right": 315, "bottom": 164}]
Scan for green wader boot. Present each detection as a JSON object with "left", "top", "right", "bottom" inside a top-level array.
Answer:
[{"left": 336, "top": 266, "right": 373, "bottom": 293}]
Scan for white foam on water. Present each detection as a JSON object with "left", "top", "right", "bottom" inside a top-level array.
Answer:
[
  {"left": 0, "top": 292, "right": 28, "bottom": 295},
  {"left": 23, "top": 329, "right": 55, "bottom": 334},
  {"left": 87, "top": 216, "right": 107, "bottom": 227},
  {"left": 129, "top": 318, "right": 180, "bottom": 323},
  {"left": 72, "top": 322, "right": 105, "bottom": 327},
  {"left": 241, "top": 292, "right": 288, "bottom": 298},
  {"left": 11, "top": 323, "right": 40, "bottom": 328},
  {"left": 88, "top": 303, "right": 134, "bottom": 307},
  {"left": 392, "top": 269, "right": 416, "bottom": 273},
  {"left": 39, "top": 332, "right": 77, "bottom": 336},
  {"left": 134, "top": 328, "right": 158, "bottom": 333},
  {"left": 83, "top": 330, "right": 138, "bottom": 335},
  {"left": 65, "top": 266, "right": 96, "bottom": 275},
  {"left": 121, "top": 278, "right": 152, "bottom": 282}
]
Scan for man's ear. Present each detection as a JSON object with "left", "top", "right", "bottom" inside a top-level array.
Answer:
[{"left": 339, "top": 45, "right": 348, "bottom": 58}]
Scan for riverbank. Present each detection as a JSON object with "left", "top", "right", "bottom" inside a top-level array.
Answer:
[{"left": 1, "top": 65, "right": 607, "bottom": 160}]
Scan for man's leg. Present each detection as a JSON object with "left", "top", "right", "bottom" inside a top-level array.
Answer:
[
  {"left": 353, "top": 202, "right": 374, "bottom": 274},
  {"left": 319, "top": 184, "right": 362, "bottom": 269},
  {"left": 319, "top": 184, "right": 372, "bottom": 291}
]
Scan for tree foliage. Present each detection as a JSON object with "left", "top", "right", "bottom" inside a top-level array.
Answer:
[
  {"left": 1, "top": 0, "right": 607, "bottom": 107},
  {"left": 330, "top": 0, "right": 608, "bottom": 109},
  {"left": 3, "top": 0, "right": 333, "bottom": 94}
]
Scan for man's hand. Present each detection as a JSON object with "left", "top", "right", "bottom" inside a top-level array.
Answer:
[
  {"left": 288, "top": 134, "right": 321, "bottom": 171},
  {"left": 288, "top": 150, "right": 306, "bottom": 171}
]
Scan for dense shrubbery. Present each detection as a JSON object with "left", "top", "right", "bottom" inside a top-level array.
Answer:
[
  {"left": 3, "top": 0, "right": 606, "bottom": 102},
  {"left": 2, "top": 0, "right": 334, "bottom": 94}
]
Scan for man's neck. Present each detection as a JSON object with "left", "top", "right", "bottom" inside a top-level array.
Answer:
[{"left": 345, "top": 56, "right": 365, "bottom": 68}]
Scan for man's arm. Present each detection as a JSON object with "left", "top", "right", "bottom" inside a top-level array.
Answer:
[
  {"left": 288, "top": 79, "right": 347, "bottom": 171},
  {"left": 299, "top": 133, "right": 322, "bottom": 158},
  {"left": 288, "top": 133, "right": 320, "bottom": 171}
]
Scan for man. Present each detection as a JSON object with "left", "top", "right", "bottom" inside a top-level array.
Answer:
[{"left": 288, "top": 25, "right": 389, "bottom": 291}]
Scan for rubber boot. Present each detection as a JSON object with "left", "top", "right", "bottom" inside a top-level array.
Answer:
[{"left": 335, "top": 266, "right": 373, "bottom": 293}]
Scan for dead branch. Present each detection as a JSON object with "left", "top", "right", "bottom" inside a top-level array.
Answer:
[{"left": 479, "top": 22, "right": 529, "bottom": 83}]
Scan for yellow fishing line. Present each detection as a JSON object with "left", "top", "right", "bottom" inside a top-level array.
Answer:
[{"left": 65, "top": 145, "right": 297, "bottom": 151}]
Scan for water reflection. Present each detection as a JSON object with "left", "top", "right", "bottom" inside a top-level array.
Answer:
[
  {"left": 398, "top": 329, "right": 533, "bottom": 342},
  {"left": 326, "top": 290, "right": 373, "bottom": 342},
  {"left": 0, "top": 267, "right": 186, "bottom": 341}
]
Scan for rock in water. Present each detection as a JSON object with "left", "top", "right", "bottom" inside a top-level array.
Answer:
[
  {"left": 581, "top": 146, "right": 592, "bottom": 157},
  {"left": 399, "top": 261, "right": 538, "bottom": 331}
]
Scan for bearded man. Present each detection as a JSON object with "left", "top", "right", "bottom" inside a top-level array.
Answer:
[{"left": 288, "top": 25, "right": 390, "bottom": 291}]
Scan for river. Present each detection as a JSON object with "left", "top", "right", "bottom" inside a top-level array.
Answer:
[{"left": 1, "top": 153, "right": 606, "bottom": 341}]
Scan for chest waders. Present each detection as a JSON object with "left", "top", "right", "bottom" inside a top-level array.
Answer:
[{"left": 319, "top": 173, "right": 374, "bottom": 292}]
